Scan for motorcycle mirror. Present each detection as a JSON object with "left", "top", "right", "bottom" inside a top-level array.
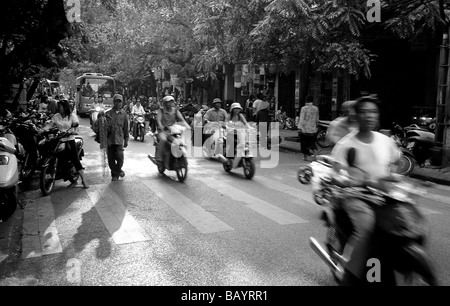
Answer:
[{"left": 347, "top": 147, "right": 356, "bottom": 168}]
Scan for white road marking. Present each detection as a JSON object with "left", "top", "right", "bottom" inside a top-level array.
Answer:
[
  {"left": 141, "top": 180, "right": 234, "bottom": 234},
  {"left": 86, "top": 184, "right": 150, "bottom": 245},
  {"left": 202, "top": 178, "right": 308, "bottom": 225},
  {"left": 21, "top": 196, "right": 62, "bottom": 259},
  {"left": 255, "top": 176, "right": 315, "bottom": 206}
]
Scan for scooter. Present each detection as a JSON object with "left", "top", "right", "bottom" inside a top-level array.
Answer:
[
  {"left": 297, "top": 149, "right": 438, "bottom": 286},
  {"left": 39, "top": 127, "right": 85, "bottom": 195},
  {"left": 131, "top": 114, "right": 146, "bottom": 142},
  {"left": 217, "top": 124, "right": 256, "bottom": 179},
  {"left": 147, "top": 124, "right": 188, "bottom": 182},
  {"left": 90, "top": 104, "right": 104, "bottom": 131},
  {"left": 0, "top": 135, "right": 19, "bottom": 222}
]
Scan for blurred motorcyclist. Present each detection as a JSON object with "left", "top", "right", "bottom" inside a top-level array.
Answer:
[
  {"left": 330, "top": 94, "right": 402, "bottom": 285},
  {"left": 327, "top": 100, "right": 359, "bottom": 146},
  {"left": 155, "top": 95, "right": 191, "bottom": 163}
]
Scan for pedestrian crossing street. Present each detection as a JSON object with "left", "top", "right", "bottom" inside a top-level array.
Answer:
[{"left": 19, "top": 158, "right": 446, "bottom": 260}]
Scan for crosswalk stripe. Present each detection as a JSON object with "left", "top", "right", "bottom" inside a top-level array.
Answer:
[
  {"left": 22, "top": 196, "right": 62, "bottom": 259},
  {"left": 255, "top": 176, "right": 315, "bottom": 206},
  {"left": 202, "top": 178, "right": 308, "bottom": 225},
  {"left": 141, "top": 180, "right": 234, "bottom": 234},
  {"left": 86, "top": 184, "right": 151, "bottom": 245}
]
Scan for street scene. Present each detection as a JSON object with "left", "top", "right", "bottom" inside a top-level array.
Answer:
[{"left": 2, "top": 0, "right": 450, "bottom": 289}]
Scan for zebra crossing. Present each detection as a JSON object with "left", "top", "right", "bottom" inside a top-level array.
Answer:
[{"left": 18, "top": 158, "right": 446, "bottom": 260}]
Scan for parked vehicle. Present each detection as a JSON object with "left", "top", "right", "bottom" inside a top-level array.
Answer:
[
  {"left": 39, "top": 127, "right": 85, "bottom": 195},
  {"left": 131, "top": 114, "right": 146, "bottom": 142},
  {"left": 411, "top": 107, "right": 436, "bottom": 132},
  {"left": 297, "top": 150, "right": 438, "bottom": 286},
  {"left": 0, "top": 135, "right": 19, "bottom": 222},
  {"left": 147, "top": 124, "right": 188, "bottom": 182},
  {"left": 316, "top": 120, "right": 332, "bottom": 148}
]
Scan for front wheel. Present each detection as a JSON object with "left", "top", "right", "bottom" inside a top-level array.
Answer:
[
  {"left": 243, "top": 158, "right": 255, "bottom": 179},
  {"left": 140, "top": 126, "right": 145, "bottom": 142},
  {"left": 175, "top": 157, "right": 188, "bottom": 182},
  {"left": 40, "top": 158, "right": 58, "bottom": 196},
  {"left": 316, "top": 128, "right": 332, "bottom": 148},
  {"left": 0, "top": 188, "right": 17, "bottom": 222}
]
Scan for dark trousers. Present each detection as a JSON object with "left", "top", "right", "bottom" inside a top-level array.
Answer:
[
  {"left": 300, "top": 132, "right": 317, "bottom": 155},
  {"left": 107, "top": 145, "right": 124, "bottom": 178}
]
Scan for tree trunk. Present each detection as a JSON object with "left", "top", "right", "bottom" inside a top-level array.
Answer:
[{"left": 27, "top": 77, "right": 40, "bottom": 101}]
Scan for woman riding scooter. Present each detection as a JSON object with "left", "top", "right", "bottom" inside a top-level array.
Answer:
[{"left": 156, "top": 95, "right": 191, "bottom": 163}]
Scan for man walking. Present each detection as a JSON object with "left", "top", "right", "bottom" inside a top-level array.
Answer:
[{"left": 105, "top": 94, "right": 129, "bottom": 181}]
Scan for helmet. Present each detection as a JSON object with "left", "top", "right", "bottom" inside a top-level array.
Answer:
[
  {"left": 230, "top": 102, "right": 242, "bottom": 111},
  {"left": 163, "top": 95, "right": 175, "bottom": 103}
]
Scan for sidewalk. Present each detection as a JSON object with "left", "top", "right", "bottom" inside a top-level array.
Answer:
[{"left": 278, "top": 128, "right": 450, "bottom": 186}]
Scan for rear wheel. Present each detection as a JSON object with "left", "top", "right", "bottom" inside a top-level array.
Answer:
[
  {"left": 223, "top": 160, "right": 232, "bottom": 172},
  {"left": 0, "top": 188, "right": 17, "bottom": 222},
  {"left": 243, "top": 158, "right": 255, "bottom": 179},
  {"left": 40, "top": 158, "right": 58, "bottom": 196},
  {"left": 394, "top": 155, "right": 415, "bottom": 176}
]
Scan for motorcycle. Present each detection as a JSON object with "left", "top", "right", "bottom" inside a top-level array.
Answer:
[
  {"left": 90, "top": 104, "right": 104, "bottom": 131},
  {"left": 0, "top": 132, "right": 19, "bottom": 222},
  {"left": 131, "top": 114, "right": 146, "bottom": 142},
  {"left": 316, "top": 120, "right": 332, "bottom": 148},
  {"left": 39, "top": 127, "right": 85, "bottom": 195},
  {"left": 147, "top": 124, "right": 188, "bottom": 182},
  {"left": 218, "top": 123, "right": 256, "bottom": 179},
  {"left": 297, "top": 149, "right": 438, "bottom": 286}
]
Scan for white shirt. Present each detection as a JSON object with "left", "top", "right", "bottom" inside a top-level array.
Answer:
[
  {"left": 132, "top": 104, "right": 145, "bottom": 116},
  {"left": 48, "top": 113, "right": 79, "bottom": 141},
  {"left": 331, "top": 131, "right": 402, "bottom": 180}
]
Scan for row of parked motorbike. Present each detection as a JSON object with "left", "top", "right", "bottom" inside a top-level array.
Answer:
[{"left": 0, "top": 107, "right": 85, "bottom": 222}]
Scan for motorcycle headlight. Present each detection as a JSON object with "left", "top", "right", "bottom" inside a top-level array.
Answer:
[
  {"left": 0, "top": 155, "right": 10, "bottom": 165},
  {"left": 95, "top": 106, "right": 101, "bottom": 112}
]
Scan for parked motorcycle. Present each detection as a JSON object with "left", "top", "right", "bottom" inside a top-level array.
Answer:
[
  {"left": 39, "top": 127, "right": 85, "bottom": 195},
  {"left": 131, "top": 114, "right": 146, "bottom": 142},
  {"left": 219, "top": 124, "right": 256, "bottom": 179},
  {"left": 316, "top": 120, "right": 332, "bottom": 148},
  {"left": 0, "top": 133, "right": 19, "bottom": 222},
  {"left": 147, "top": 124, "right": 188, "bottom": 182},
  {"left": 297, "top": 150, "right": 438, "bottom": 286}
]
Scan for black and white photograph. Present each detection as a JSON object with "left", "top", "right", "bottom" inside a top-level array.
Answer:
[{"left": 1, "top": 0, "right": 450, "bottom": 292}]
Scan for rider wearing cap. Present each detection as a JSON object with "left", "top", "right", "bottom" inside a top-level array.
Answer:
[
  {"left": 202, "top": 98, "right": 228, "bottom": 155},
  {"left": 156, "top": 95, "right": 191, "bottom": 162}
]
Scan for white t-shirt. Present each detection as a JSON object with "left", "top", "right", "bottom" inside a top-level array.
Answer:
[
  {"left": 132, "top": 104, "right": 145, "bottom": 116},
  {"left": 49, "top": 113, "right": 79, "bottom": 141},
  {"left": 331, "top": 131, "right": 401, "bottom": 180}
]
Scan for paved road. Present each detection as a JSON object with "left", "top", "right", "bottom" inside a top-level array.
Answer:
[{"left": 1, "top": 118, "right": 449, "bottom": 287}]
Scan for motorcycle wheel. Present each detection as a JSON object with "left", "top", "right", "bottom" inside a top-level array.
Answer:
[
  {"left": 0, "top": 188, "right": 17, "bottom": 223},
  {"left": 140, "top": 126, "right": 145, "bottom": 142},
  {"left": 243, "top": 158, "right": 255, "bottom": 179},
  {"left": 316, "top": 128, "right": 332, "bottom": 148},
  {"left": 176, "top": 159, "right": 188, "bottom": 182},
  {"left": 297, "top": 166, "right": 312, "bottom": 184},
  {"left": 21, "top": 152, "right": 36, "bottom": 182},
  {"left": 40, "top": 158, "right": 58, "bottom": 196},
  {"left": 395, "top": 155, "right": 415, "bottom": 176}
]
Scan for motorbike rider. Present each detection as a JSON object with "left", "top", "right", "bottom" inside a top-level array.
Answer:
[
  {"left": 330, "top": 94, "right": 402, "bottom": 285},
  {"left": 40, "top": 99, "right": 89, "bottom": 189},
  {"left": 147, "top": 97, "right": 161, "bottom": 135},
  {"left": 155, "top": 95, "right": 191, "bottom": 163},
  {"left": 130, "top": 98, "right": 146, "bottom": 135},
  {"left": 327, "top": 100, "right": 359, "bottom": 146},
  {"left": 225, "top": 102, "right": 251, "bottom": 160},
  {"left": 90, "top": 95, "right": 104, "bottom": 126},
  {"left": 203, "top": 98, "right": 228, "bottom": 155}
]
